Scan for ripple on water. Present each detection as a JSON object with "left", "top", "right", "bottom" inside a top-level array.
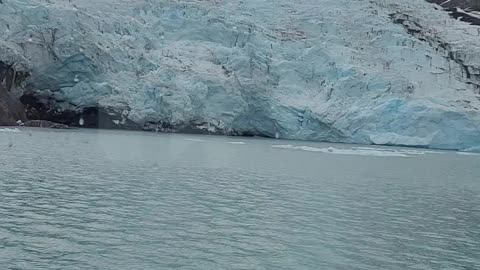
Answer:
[{"left": 0, "top": 129, "right": 479, "bottom": 269}]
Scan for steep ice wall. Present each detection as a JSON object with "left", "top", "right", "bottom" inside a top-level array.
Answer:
[{"left": 1, "top": 0, "right": 480, "bottom": 151}]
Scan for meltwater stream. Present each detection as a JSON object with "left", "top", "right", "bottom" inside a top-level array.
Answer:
[{"left": 1, "top": 128, "right": 479, "bottom": 269}]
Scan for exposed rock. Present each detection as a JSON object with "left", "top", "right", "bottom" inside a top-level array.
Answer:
[
  {"left": 426, "top": 0, "right": 480, "bottom": 11},
  {"left": 0, "top": 61, "right": 26, "bottom": 125},
  {"left": 19, "top": 92, "right": 139, "bottom": 129},
  {"left": 426, "top": 0, "right": 480, "bottom": 25}
]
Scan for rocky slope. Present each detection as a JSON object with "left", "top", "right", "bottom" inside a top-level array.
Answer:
[
  {"left": 1, "top": 0, "right": 480, "bottom": 151},
  {"left": 427, "top": 0, "right": 480, "bottom": 25},
  {"left": 0, "top": 61, "right": 26, "bottom": 125}
]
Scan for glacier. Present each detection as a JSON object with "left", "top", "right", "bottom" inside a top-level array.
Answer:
[{"left": 1, "top": 0, "right": 480, "bottom": 151}]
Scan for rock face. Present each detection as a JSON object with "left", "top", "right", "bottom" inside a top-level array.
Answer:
[
  {"left": 427, "top": 0, "right": 480, "bottom": 10},
  {"left": 1, "top": 0, "right": 480, "bottom": 151},
  {"left": 0, "top": 61, "right": 26, "bottom": 125},
  {"left": 426, "top": 0, "right": 480, "bottom": 25}
]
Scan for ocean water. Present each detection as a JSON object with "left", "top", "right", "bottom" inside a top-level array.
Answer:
[{"left": 1, "top": 128, "right": 479, "bottom": 269}]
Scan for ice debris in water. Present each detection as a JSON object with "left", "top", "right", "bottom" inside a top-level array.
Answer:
[
  {"left": 0, "top": 128, "right": 21, "bottom": 133},
  {"left": 186, "top": 138, "right": 206, "bottom": 142},
  {"left": 456, "top": 151, "right": 480, "bottom": 156},
  {"left": 270, "top": 144, "right": 435, "bottom": 157}
]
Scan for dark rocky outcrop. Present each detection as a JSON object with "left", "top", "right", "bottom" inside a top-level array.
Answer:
[
  {"left": 426, "top": 0, "right": 480, "bottom": 25},
  {"left": 20, "top": 92, "right": 139, "bottom": 129},
  {"left": 426, "top": 0, "right": 480, "bottom": 10},
  {"left": 0, "top": 61, "right": 26, "bottom": 125},
  {"left": 1, "top": 61, "right": 80, "bottom": 129}
]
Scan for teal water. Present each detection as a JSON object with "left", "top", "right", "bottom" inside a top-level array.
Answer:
[{"left": 1, "top": 128, "right": 479, "bottom": 269}]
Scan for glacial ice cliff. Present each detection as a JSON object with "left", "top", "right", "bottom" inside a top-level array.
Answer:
[{"left": 1, "top": 0, "right": 480, "bottom": 151}]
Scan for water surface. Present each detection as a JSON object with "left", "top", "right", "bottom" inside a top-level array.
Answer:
[{"left": 1, "top": 128, "right": 479, "bottom": 269}]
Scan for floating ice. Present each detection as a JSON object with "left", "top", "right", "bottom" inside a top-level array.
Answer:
[
  {"left": 456, "top": 151, "right": 480, "bottom": 156},
  {"left": 272, "top": 145, "right": 412, "bottom": 157},
  {"left": 185, "top": 138, "right": 206, "bottom": 142},
  {"left": 0, "top": 128, "right": 21, "bottom": 133}
]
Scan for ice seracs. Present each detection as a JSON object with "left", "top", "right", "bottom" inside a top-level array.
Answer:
[{"left": 0, "top": 0, "right": 479, "bottom": 151}]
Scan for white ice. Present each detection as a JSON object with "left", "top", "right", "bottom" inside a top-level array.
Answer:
[
  {"left": 0, "top": 128, "right": 21, "bottom": 133},
  {"left": 1, "top": 0, "right": 479, "bottom": 151},
  {"left": 272, "top": 145, "right": 412, "bottom": 157}
]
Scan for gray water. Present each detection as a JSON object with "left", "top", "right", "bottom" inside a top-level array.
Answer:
[{"left": 1, "top": 128, "right": 479, "bottom": 270}]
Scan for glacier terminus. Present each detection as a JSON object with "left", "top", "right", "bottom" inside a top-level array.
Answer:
[{"left": 1, "top": 0, "right": 480, "bottom": 151}]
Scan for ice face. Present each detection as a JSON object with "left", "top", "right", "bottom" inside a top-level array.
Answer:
[{"left": 1, "top": 0, "right": 479, "bottom": 151}]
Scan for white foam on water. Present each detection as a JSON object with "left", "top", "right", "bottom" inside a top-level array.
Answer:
[
  {"left": 185, "top": 138, "right": 206, "bottom": 142},
  {"left": 423, "top": 150, "right": 447, "bottom": 155},
  {"left": 395, "top": 149, "right": 426, "bottom": 155},
  {"left": 272, "top": 145, "right": 410, "bottom": 157},
  {"left": 227, "top": 142, "right": 246, "bottom": 145},
  {"left": 456, "top": 151, "right": 480, "bottom": 156},
  {"left": 0, "top": 128, "right": 21, "bottom": 133},
  {"left": 353, "top": 147, "right": 446, "bottom": 155},
  {"left": 353, "top": 146, "right": 415, "bottom": 154}
]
